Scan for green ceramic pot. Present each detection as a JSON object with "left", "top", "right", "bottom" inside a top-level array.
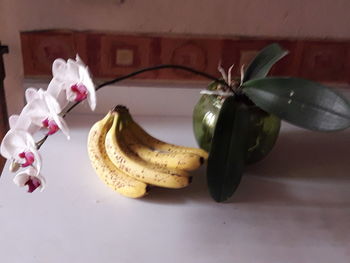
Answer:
[{"left": 193, "top": 82, "right": 281, "bottom": 164}]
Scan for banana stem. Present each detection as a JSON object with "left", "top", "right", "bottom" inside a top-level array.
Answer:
[{"left": 37, "top": 64, "right": 230, "bottom": 149}]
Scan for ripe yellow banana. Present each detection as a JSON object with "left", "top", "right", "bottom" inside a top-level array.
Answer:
[
  {"left": 119, "top": 108, "right": 209, "bottom": 159},
  {"left": 122, "top": 128, "right": 204, "bottom": 171},
  {"left": 105, "top": 109, "right": 191, "bottom": 189},
  {"left": 87, "top": 112, "right": 149, "bottom": 198}
]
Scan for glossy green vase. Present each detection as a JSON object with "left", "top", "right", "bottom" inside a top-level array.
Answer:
[{"left": 193, "top": 83, "right": 281, "bottom": 164}]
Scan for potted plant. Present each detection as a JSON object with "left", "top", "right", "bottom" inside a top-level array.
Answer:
[{"left": 193, "top": 44, "right": 350, "bottom": 202}]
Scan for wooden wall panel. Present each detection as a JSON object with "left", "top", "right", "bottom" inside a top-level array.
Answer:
[
  {"left": 298, "top": 41, "right": 350, "bottom": 82},
  {"left": 0, "top": 44, "right": 9, "bottom": 173},
  {"left": 20, "top": 30, "right": 350, "bottom": 85},
  {"left": 159, "top": 37, "right": 222, "bottom": 80},
  {"left": 99, "top": 34, "right": 160, "bottom": 79},
  {"left": 21, "top": 31, "right": 79, "bottom": 76}
]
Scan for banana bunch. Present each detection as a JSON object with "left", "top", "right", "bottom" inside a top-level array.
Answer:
[{"left": 87, "top": 105, "right": 208, "bottom": 198}]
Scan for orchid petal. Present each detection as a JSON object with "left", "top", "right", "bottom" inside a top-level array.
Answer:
[
  {"left": 42, "top": 118, "right": 60, "bottom": 135},
  {"left": 28, "top": 145, "right": 42, "bottom": 173},
  {"left": 66, "top": 59, "right": 80, "bottom": 80},
  {"left": 51, "top": 114, "right": 70, "bottom": 140},
  {"left": 65, "top": 84, "right": 79, "bottom": 102},
  {"left": 49, "top": 55, "right": 96, "bottom": 110},
  {"left": 43, "top": 92, "right": 70, "bottom": 138},
  {"left": 52, "top": 58, "right": 68, "bottom": 80},
  {"left": 0, "top": 130, "right": 36, "bottom": 159},
  {"left": 22, "top": 95, "right": 69, "bottom": 138},
  {"left": 44, "top": 91, "right": 63, "bottom": 114},
  {"left": 20, "top": 151, "right": 35, "bottom": 167},
  {"left": 47, "top": 78, "right": 70, "bottom": 109},
  {"left": 22, "top": 98, "right": 50, "bottom": 127},
  {"left": 13, "top": 167, "right": 46, "bottom": 193},
  {"left": 25, "top": 88, "right": 39, "bottom": 103},
  {"left": 79, "top": 66, "right": 96, "bottom": 110},
  {"left": 0, "top": 130, "right": 41, "bottom": 172},
  {"left": 9, "top": 115, "right": 19, "bottom": 129},
  {"left": 8, "top": 113, "right": 35, "bottom": 134},
  {"left": 70, "top": 84, "right": 88, "bottom": 101},
  {"left": 21, "top": 90, "right": 64, "bottom": 136},
  {"left": 75, "top": 54, "right": 85, "bottom": 66},
  {"left": 0, "top": 130, "right": 41, "bottom": 171}
]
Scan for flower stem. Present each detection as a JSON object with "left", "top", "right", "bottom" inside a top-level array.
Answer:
[
  {"left": 36, "top": 64, "right": 230, "bottom": 149},
  {"left": 36, "top": 135, "right": 48, "bottom": 150},
  {"left": 96, "top": 64, "right": 228, "bottom": 91}
]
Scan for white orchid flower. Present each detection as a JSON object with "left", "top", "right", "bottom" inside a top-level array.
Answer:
[
  {"left": 47, "top": 55, "right": 96, "bottom": 110},
  {"left": 8, "top": 113, "right": 37, "bottom": 135},
  {"left": 0, "top": 130, "right": 41, "bottom": 172},
  {"left": 22, "top": 88, "right": 70, "bottom": 139},
  {"left": 13, "top": 167, "right": 45, "bottom": 193}
]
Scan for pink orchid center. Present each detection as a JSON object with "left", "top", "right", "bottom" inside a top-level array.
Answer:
[
  {"left": 18, "top": 151, "right": 35, "bottom": 167},
  {"left": 71, "top": 84, "right": 88, "bottom": 102},
  {"left": 42, "top": 118, "right": 59, "bottom": 135},
  {"left": 25, "top": 176, "right": 41, "bottom": 193}
]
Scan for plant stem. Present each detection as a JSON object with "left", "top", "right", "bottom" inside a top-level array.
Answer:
[
  {"left": 36, "top": 135, "right": 48, "bottom": 149},
  {"left": 96, "top": 64, "right": 228, "bottom": 91},
  {"left": 36, "top": 64, "right": 229, "bottom": 149}
]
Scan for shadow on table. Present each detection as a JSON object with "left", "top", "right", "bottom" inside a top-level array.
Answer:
[
  {"left": 140, "top": 165, "right": 211, "bottom": 204},
  {"left": 247, "top": 128, "right": 350, "bottom": 179},
  {"left": 141, "top": 129, "right": 350, "bottom": 206}
]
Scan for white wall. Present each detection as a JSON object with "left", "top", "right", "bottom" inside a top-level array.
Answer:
[{"left": 1, "top": 0, "right": 350, "bottom": 115}]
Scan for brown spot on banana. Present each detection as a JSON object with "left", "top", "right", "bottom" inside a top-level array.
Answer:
[
  {"left": 87, "top": 112, "right": 149, "bottom": 198},
  {"left": 105, "top": 112, "right": 190, "bottom": 189},
  {"left": 121, "top": 110, "right": 209, "bottom": 159},
  {"left": 122, "top": 123, "right": 204, "bottom": 171}
]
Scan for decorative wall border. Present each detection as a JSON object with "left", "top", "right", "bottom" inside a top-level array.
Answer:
[{"left": 21, "top": 30, "right": 350, "bottom": 85}]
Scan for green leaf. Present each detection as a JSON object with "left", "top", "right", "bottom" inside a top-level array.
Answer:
[
  {"left": 207, "top": 96, "right": 250, "bottom": 202},
  {"left": 243, "top": 43, "right": 289, "bottom": 82},
  {"left": 242, "top": 77, "right": 350, "bottom": 131}
]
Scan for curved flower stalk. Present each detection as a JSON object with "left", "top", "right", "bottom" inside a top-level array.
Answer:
[{"left": 47, "top": 55, "right": 96, "bottom": 111}]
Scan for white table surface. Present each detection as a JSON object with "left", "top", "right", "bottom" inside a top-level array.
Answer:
[{"left": 1, "top": 113, "right": 350, "bottom": 263}]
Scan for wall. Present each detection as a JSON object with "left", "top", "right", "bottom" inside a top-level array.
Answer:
[{"left": 1, "top": 0, "right": 350, "bottom": 115}]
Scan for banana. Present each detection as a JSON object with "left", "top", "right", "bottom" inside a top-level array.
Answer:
[
  {"left": 119, "top": 107, "right": 209, "bottom": 159},
  {"left": 87, "top": 112, "right": 149, "bottom": 198},
  {"left": 122, "top": 128, "right": 204, "bottom": 171},
  {"left": 105, "top": 109, "right": 191, "bottom": 189}
]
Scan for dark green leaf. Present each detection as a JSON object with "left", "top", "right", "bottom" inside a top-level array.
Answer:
[
  {"left": 243, "top": 43, "right": 289, "bottom": 82},
  {"left": 242, "top": 77, "right": 350, "bottom": 131},
  {"left": 207, "top": 96, "right": 250, "bottom": 202}
]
